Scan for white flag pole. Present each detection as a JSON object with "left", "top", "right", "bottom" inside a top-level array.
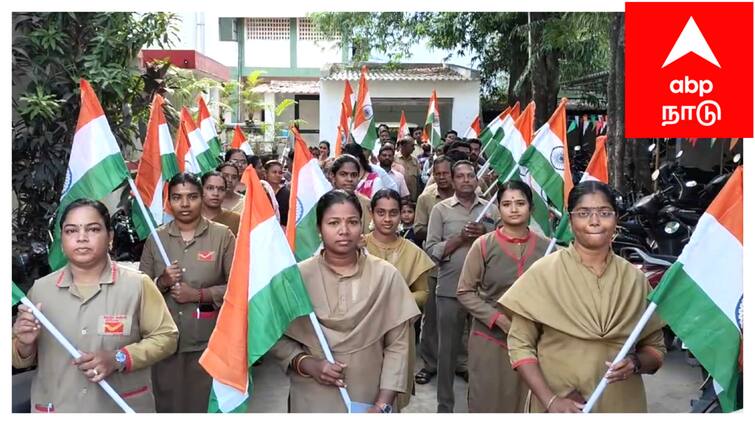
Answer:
[
  {"left": 307, "top": 312, "right": 354, "bottom": 412},
  {"left": 127, "top": 178, "right": 171, "bottom": 268},
  {"left": 18, "top": 297, "right": 135, "bottom": 413},
  {"left": 582, "top": 302, "right": 658, "bottom": 413}
]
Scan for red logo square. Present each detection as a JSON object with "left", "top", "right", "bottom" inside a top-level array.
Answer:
[{"left": 626, "top": 2, "right": 753, "bottom": 137}]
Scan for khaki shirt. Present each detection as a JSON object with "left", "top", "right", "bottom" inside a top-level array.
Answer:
[
  {"left": 357, "top": 193, "right": 372, "bottom": 234},
  {"left": 394, "top": 154, "right": 421, "bottom": 201},
  {"left": 139, "top": 218, "right": 235, "bottom": 353},
  {"left": 425, "top": 195, "right": 499, "bottom": 298},
  {"left": 210, "top": 209, "right": 240, "bottom": 237},
  {"left": 12, "top": 261, "right": 178, "bottom": 412}
]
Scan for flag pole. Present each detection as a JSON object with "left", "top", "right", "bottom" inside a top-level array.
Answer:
[
  {"left": 476, "top": 158, "right": 491, "bottom": 179},
  {"left": 582, "top": 302, "right": 658, "bottom": 413},
  {"left": 16, "top": 295, "right": 135, "bottom": 413},
  {"left": 127, "top": 178, "right": 171, "bottom": 268},
  {"left": 307, "top": 313, "right": 354, "bottom": 412}
]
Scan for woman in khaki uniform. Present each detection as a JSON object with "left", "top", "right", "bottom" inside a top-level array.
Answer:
[
  {"left": 499, "top": 181, "right": 666, "bottom": 413},
  {"left": 364, "top": 188, "right": 435, "bottom": 411},
  {"left": 201, "top": 171, "right": 241, "bottom": 236},
  {"left": 329, "top": 154, "right": 373, "bottom": 234},
  {"left": 269, "top": 190, "right": 420, "bottom": 413},
  {"left": 12, "top": 199, "right": 178, "bottom": 413},
  {"left": 457, "top": 181, "right": 550, "bottom": 412},
  {"left": 139, "top": 173, "right": 236, "bottom": 412}
]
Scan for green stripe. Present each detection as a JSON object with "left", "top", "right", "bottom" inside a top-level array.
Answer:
[
  {"left": 554, "top": 212, "right": 573, "bottom": 244},
  {"left": 519, "top": 146, "right": 565, "bottom": 211},
  {"left": 161, "top": 152, "right": 180, "bottom": 179},
  {"left": 293, "top": 208, "right": 321, "bottom": 261},
  {"left": 207, "top": 136, "right": 222, "bottom": 159},
  {"left": 12, "top": 282, "right": 26, "bottom": 306},
  {"left": 48, "top": 154, "right": 129, "bottom": 270},
  {"left": 131, "top": 198, "right": 158, "bottom": 241},
  {"left": 196, "top": 149, "right": 220, "bottom": 175},
  {"left": 247, "top": 264, "right": 312, "bottom": 363},
  {"left": 649, "top": 263, "right": 741, "bottom": 412},
  {"left": 356, "top": 119, "right": 378, "bottom": 152},
  {"left": 530, "top": 192, "right": 553, "bottom": 237},
  {"left": 208, "top": 387, "right": 248, "bottom": 413}
]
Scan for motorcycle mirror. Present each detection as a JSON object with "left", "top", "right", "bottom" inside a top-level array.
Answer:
[
  {"left": 676, "top": 150, "right": 684, "bottom": 159},
  {"left": 574, "top": 145, "right": 581, "bottom": 151},
  {"left": 734, "top": 153, "right": 741, "bottom": 163},
  {"left": 648, "top": 143, "right": 656, "bottom": 153},
  {"left": 651, "top": 169, "right": 660, "bottom": 181},
  {"left": 664, "top": 221, "right": 681, "bottom": 235},
  {"left": 685, "top": 180, "right": 697, "bottom": 188}
]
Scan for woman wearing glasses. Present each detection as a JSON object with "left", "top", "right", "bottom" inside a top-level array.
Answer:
[{"left": 499, "top": 181, "right": 666, "bottom": 413}]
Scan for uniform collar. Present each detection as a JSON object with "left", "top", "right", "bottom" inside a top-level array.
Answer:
[
  {"left": 449, "top": 194, "right": 483, "bottom": 208},
  {"left": 166, "top": 216, "right": 210, "bottom": 239},
  {"left": 55, "top": 258, "right": 117, "bottom": 288}
]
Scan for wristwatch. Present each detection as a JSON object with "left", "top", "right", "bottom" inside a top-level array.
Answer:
[
  {"left": 375, "top": 402, "right": 392, "bottom": 413},
  {"left": 114, "top": 349, "right": 128, "bottom": 372}
]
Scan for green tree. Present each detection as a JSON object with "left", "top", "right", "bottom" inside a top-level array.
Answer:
[
  {"left": 310, "top": 12, "right": 610, "bottom": 125},
  {"left": 12, "top": 12, "right": 179, "bottom": 246}
]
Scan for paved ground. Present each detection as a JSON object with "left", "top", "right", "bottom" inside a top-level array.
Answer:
[{"left": 247, "top": 348, "right": 702, "bottom": 413}]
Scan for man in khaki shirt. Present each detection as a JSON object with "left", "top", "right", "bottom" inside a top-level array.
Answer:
[
  {"left": 12, "top": 260, "right": 178, "bottom": 412},
  {"left": 394, "top": 137, "right": 422, "bottom": 202},
  {"left": 425, "top": 160, "right": 499, "bottom": 413},
  {"left": 413, "top": 155, "right": 453, "bottom": 386}
]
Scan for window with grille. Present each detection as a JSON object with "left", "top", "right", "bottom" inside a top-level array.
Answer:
[
  {"left": 246, "top": 18, "right": 290, "bottom": 40},
  {"left": 297, "top": 18, "right": 338, "bottom": 41}
]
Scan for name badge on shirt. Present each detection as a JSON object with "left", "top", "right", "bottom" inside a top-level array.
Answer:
[
  {"left": 197, "top": 250, "right": 215, "bottom": 262},
  {"left": 98, "top": 314, "right": 132, "bottom": 336}
]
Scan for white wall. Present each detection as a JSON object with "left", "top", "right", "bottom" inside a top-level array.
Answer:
[
  {"left": 319, "top": 78, "right": 480, "bottom": 145},
  {"left": 204, "top": 14, "right": 240, "bottom": 66},
  {"left": 298, "top": 39, "right": 341, "bottom": 68},
  {"left": 246, "top": 39, "right": 290, "bottom": 68},
  {"left": 144, "top": 13, "right": 238, "bottom": 67}
]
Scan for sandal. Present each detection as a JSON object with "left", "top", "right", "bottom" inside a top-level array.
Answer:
[{"left": 414, "top": 368, "right": 436, "bottom": 385}]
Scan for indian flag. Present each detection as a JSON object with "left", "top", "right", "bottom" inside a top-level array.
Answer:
[
  {"left": 492, "top": 101, "right": 534, "bottom": 183},
  {"left": 132, "top": 94, "right": 180, "bottom": 240},
  {"left": 199, "top": 166, "right": 313, "bottom": 413},
  {"left": 649, "top": 166, "right": 743, "bottom": 412},
  {"left": 197, "top": 96, "right": 222, "bottom": 159},
  {"left": 341, "top": 80, "right": 355, "bottom": 141},
  {"left": 181, "top": 107, "right": 219, "bottom": 175},
  {"left": 519, "top": 99, "right": 572, "bottom": 213},
  {"left": 231, "top": 124, "right": 253, "bottom": 156},
  {"left": 286, "top": 127, "right": 333, "bottom": 261},
  {"left": 175, "top": 110, "right": 201, "bottom": 174},
  {"left": 479, "top": 103, "right": 516, "bottom": 158},
  {"left": 398, "top": 110, "right": 410, "bottom": 139},
  {"left": 48, "top": 79, "right": 129, "bottom": 270},
  {"left": 579, "top": 136, "right": 609, "bottom": 183},
  {"left": 462, "top": 115, "right": 481, "bottom": 139},
  {"left": 423, "top": 90, "right": 442, "bottom": 148},
  {"left": 351, "top": 66, "right": 378, "bottom": 153}
]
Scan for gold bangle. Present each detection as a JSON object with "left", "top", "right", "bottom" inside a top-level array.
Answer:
[
  {"left": 294, "top": 354, "right": 312, "bottom": 378},
  {"left": 545, "top": 394, "right": 559, "bottom": 412}
]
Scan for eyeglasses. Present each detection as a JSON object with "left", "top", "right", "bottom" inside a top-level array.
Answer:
[{"left": 570, "top": 208, "right": 617, "bottom": 219}]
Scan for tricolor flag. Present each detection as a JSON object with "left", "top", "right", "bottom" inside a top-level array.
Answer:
[
  {"left": 649, "top": 166, "right": 743, "bottom": 412},
  {"left": 510, "top": 101, "right": 521, "bottom": 120},
  {"left": 398, "top": 110, "right": 410, "bottom": 139},
  {"left": 199, "top": 166, "right": 313, "bottom": 413},
  {"left": 181, "top": 107, "right": 219, "bottom": 174},
  {"left": 479, "top": 106, "right": 512, "bottom": 159},
  {"left": 579, "top": 136, "right": 609, "bottom": 183},
  {"left": 197, "top": 96, "right": 222, "bottom": 159},
  {"left": 351, "top": 66, "right": 378, "bottom": 152},
  {"left": 338, "top": 101, "right": 350, "bottom": 146},
  {"left": 335, "top": 125, "right": 344, "bottom": 157},
  {"left": 132, "top": 94, "right": 180, "bottom": 240},
  {"left": 341, "top": 80, "right": 355, "bottom": 140},
  {"left": 231, "top": 125, "right": 253, "bottom": 156},
  {"left": 423, "top": 89, "right": 442, "bottom": 148},
  {"left": 48, "top": 80, "right": 130, "bottom": 270},
  {"left": 175, "top": 110, "right": 201, "bottom": 174},
  {"left": 463, "top": 115, "right": 481, "bottom": 139},
  {"left": 286, "top": 127, "right": 333, "bottom": 261}
]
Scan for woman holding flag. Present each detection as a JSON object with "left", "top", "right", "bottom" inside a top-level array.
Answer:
[
  {"left": 364, "top": 188, "right": 435, "bottom": 411},
  {"left": 456, "top": 180, "right": 550, "bottom": 412},
  {"left": 498, "top": 181, "right": 666, "bottom": 413},
  {"left": 139, "top": 172, "right": 236, "bottom": 412},
  {"left": 269, "top": 190, "right": 420, "bottom": 413},
  {"left": 12, "top": 199, "right": 178, "bottom": 412}
]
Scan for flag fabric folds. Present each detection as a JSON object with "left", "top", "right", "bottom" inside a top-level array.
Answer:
[
  {"left": 199, "top": 166, "right": 313, "bottom": 413},
  {"left": 48, "top": 79, "right": 130, "bottom": 270},
  {"left": 648, "top": 166, "right": 743, "bottom": 412}
]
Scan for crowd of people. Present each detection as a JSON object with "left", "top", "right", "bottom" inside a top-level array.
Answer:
[{"left": 12, "top": 125, "right": 665, "bottom": 413}]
